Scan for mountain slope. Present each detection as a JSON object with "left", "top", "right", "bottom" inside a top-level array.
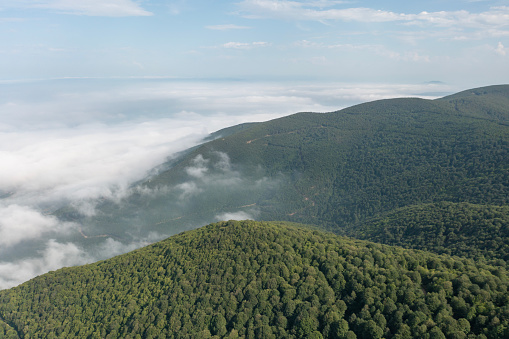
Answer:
[
  {"left": 141, "top": 85, "right": 509, "bottom": 226},
  {"left": 437, "top": 84, "right": 509, "bottom": 123},
  {"left": 54, "top": 85, "right": 509, "bottom": 264},
  {"left": 0, "top": 220, "right": 508, "bottom": 338},
  {"left": 346, "top": 202, "right": 509, "bottom": 262}
]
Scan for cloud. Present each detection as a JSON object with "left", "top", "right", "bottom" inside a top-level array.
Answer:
[
  {"left": 222, "top": 41, "right": 271, "bottom": 49},
  {"left": 0, "top": 205, "right": 73, "bottom": 247},
  {"left": 215, "top": 211, "right": 254, "bottom": 221},
  {"left": 0, "top": 18, "right": 27, "bottom": 23},
  {"left": 293, "top": 40, "right": 430, "bottom": 62},
  {"left": 0, "top": 239, "right": 89, "bottom": 289},
  {"left": 22, "top": 0, "right": 152, "bottom": 17},
  {"left": 237, "top": 1, "right": 509, "bottom": 29},
  {"left": 0, "top": 120, "right": 205, "bottom": 208},
  {"left": 176, "top": 182, "right": 203, "bottom": 199},
  {"left": 176, "top": 152, "right": 243, "bottom": 200},
  {"left": 0, "top": 234, "right": 161, "bottom": 289},
  {"left": 185, "top": 154, "right": 210, "bottom": 178},
  {"left": 495, "top": 41, "right": 507, "bottom": 56},
  {"left": 237, "top": 1, "right": 412, "bottom": 22},
  {"left": 206, "top": 24, "right": 251, "bottom": 30}
]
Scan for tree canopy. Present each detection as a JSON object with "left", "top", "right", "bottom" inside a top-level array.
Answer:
[{"left": 0, "top": 220, "right": 508, "bottom": 338}]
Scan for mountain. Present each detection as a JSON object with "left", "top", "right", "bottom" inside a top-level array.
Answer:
[
  {"left": 1, "top": 220, "right": 508, "bottom": 338},
  {"left": 346, "top": 202, "right": 509, "bottom": 262},
  {"left": 58, "top": 85, "right": 508, "bottom": 254}
]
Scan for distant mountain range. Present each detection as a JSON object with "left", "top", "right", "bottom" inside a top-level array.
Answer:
[{"left": 1, "top": 84, "right": 508, "bottom": 338}]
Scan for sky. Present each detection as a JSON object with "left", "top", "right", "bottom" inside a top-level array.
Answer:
[
  {"left": 0, "top": 0, "right": 508, "bottom": 84},
  {"left": 0, "top": 0, "right": 508, "bottom": 289}
]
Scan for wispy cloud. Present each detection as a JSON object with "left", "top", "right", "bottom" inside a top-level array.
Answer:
[
  {"left": 0, "top": 240, "right": 88, "bottom": 289},
  {"left": 237, "top": 1, "right": 509, "bottom": 30},
  {"left": 206, "top": 24, "right": 251, "bottom": 30},
  {"left": 215, "top": 211, "right": 254, "bottom": 221},
  {"left": 0, "top": 18, "right": 27, "bottom": 23},
  {"left": 237, "top": 1, "right": 412, "bottom": 22},
  {"left": 0, "top": 205, "right": 74, "bottom": 247},
  {"left": 222, "top": 41, "right": 271, "bottom": 49},
  {"left": 495, "top": 41, "right": 507, "bottom": 56},
  {"left": 294, "top": 40, "right": 430, "bottom": 62},
  {"left": 14, "top": 0, "right": 153, "bottom": 17}
]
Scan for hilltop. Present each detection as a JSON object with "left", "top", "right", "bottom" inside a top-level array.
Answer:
[{"left": 1, "top": 220, "right": 508, "bottom": 338}]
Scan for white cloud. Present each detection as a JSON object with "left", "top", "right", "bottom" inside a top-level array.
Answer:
[
  {"left": 0, "top": 239, "right": 89, "bottom": 289},
  {"left": 185, "top": 154, "right": 210, "bottom": 178},
  {"left": 222, "top": 41, "right": 271, "bottom": 49},
  {"left": 238, "top": 1, "right": 509, "bottom": 30},
  {"left": 206, "top": 24, "right": 251, "bottom": 30},
  {"left": 495, "top": 41, "right": 507, "bottom": 56},
  {"left": 238, "top": 1, "right": 411, "bottom": 22},
  {"left": 215, "top": 211, "right": 254, "bottom": 221},
  {"left": 0, "top": 205, "right": 73, "bottom": 247},
  {"left": 214, "top": 152, "right": 232, "bottom": 172},
  {"left": 176, "top": 182, "right": 203, "bottom": 199},
  {"left": 0, "top": 120, "right": 205, "bottom": 207},
  {"left": 26, "top": 0, "right": 152, "bottom": 17}
]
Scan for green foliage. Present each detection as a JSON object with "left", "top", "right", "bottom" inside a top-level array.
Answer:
[
  {"left": 348, "top": 202, "right": 509, "bottom": 262},
  {"left": 56, "top": 85, "right": 509, "bottom": 244},
  {"left": 0, "top": 220, "right": 508, "bottom": 338},
  {"left": 136, "top": 85, "right": 509, "bottom": 232},
  {"left": 0, "top": 318, "right": 19, "bottom": 339}
]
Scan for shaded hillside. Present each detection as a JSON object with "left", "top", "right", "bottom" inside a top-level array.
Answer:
[
  {"left": 347, "top": 202, "right": 509, "bottom": 262},
  {"left": 53, "top": 85, "right": 509, "bottom": 267},
  {"left": 437, "top": 84, "right": 509, "bottom": 123},
  {"left": 0, "top": 221, "right": 508, "bottom": 338},
  {"left": 139, "top": 85, "right": 509, "bottom": 229}
]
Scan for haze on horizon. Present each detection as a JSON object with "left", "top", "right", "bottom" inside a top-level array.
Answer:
[{"left": 0, "top": 0, "right": 508, "bottom": 289}]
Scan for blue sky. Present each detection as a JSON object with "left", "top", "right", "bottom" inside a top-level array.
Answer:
[{"left": 1, "top": 0, "right": 508, "bottom": 85}]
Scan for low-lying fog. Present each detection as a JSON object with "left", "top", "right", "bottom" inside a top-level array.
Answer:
[{"left": 0, "top": 78, "right": 452, "bottom": 289}]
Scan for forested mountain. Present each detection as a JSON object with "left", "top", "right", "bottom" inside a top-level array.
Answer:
[
  {"left": 1, "top": 220, "right": 508, "bottom": 338},
  {"left": 61, "top": 85, "right": 508, "bottom": 251},
  {"left": 1, "top": 85, "right": 508, "bottom": 338},
  {"left": 346, "top": 202, "right": 509, "bottom": 262}
]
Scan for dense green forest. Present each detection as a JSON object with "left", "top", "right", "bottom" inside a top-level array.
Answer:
[
  {"left": 1, "top": 220, "right": 508, "bottom": 338},
  {"left": 346, "top": 202, "right": 509, "bottom": 263},
  {"left": 66, "top": 85, "right": 508, "bottom": 242}
]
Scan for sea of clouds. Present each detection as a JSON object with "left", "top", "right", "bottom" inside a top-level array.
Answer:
[{"left": 0, "top": 78, "right": 452, "bottom": 288}]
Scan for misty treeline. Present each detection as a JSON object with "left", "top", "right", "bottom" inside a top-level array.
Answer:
[{"left": 0, "top": 221, "right": 508, "bottom": 338}]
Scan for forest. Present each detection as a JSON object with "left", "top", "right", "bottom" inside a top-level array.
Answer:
[
  {"left": 0, "top": 220, "right": 508, "bottom": 338},
  {"left": 347, "top": 202, "right": 509, "bottom": 263}
]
